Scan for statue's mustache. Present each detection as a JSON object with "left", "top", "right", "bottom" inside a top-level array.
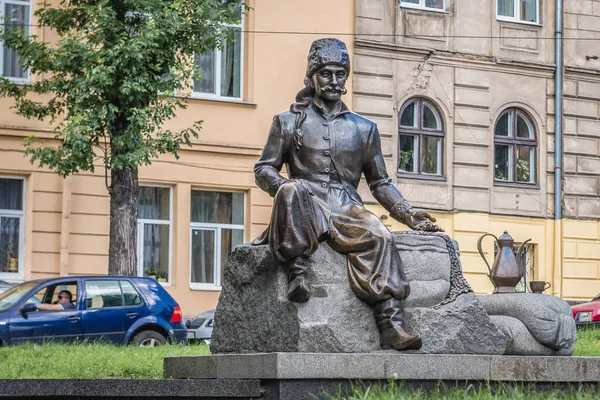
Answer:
[{"left": 323, "top": 86, "right": 344, "bottom": 93}]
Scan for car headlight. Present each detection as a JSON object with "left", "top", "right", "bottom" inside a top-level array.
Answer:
[{"left": 576, "top": 312, "right": 592, "bottom": 322}]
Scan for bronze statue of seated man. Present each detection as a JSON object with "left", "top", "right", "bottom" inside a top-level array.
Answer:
[{"left": 253, "top": 38, "right": 443, "bottom": 351}]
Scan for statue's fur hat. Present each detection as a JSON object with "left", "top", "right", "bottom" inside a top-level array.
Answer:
[{"left": 305, "top": 38, "right": 351, "bottom": 79}]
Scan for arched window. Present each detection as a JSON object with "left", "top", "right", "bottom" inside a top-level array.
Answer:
[
  {"left": 494, "top": 108, "right": 537, "bottom": 184},
  {"left": 398, "top": 98, "right": 444, "bottom": 177}
]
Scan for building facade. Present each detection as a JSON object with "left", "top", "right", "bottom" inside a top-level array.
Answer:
[
  {"left": 354, "top": 0, "right": 600, "bottom": 300},
  {"left": 0, "top": 0, "right": 354, "bottom": 314},
  {"left": 2, "top": 0, "right": 599, "bottom": 314}
]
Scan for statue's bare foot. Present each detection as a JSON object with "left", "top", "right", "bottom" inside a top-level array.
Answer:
[
  {"left": 379, "top": 321, "right": 422, "bottom": 351},
  {"left": 287, "top": 276, "right": 311, "bottom": 303}
]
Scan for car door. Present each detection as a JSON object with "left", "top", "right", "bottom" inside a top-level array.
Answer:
[
  {"left": 81, "top": 279, "right": 145, "bottom": 343},
  {"left": 9, "top": 280, "right": 83, "bottom": 344},
  {"left": 120, "top": 279, "right": 148, "bottom": 334}
]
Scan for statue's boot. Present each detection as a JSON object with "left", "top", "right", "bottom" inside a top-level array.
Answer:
[
  {"left": 287, "top": 257, "right": 311, "bottom": 303},
  {"left": 374, "top": 298, "right": 422, "bottom": 351}
]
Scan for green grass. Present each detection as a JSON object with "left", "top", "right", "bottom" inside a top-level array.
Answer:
[
  {"left": 0, "top": 328, "right": 597, "bottom": 384},
  {"left": 0, "top": 342, "right": 210, "bottom": 379},
  {"left": 325, "top": 381, "right": 599, "bottom": 400},
  {"left": 573, "top": 327, "right": 600, "bottom": 356}
]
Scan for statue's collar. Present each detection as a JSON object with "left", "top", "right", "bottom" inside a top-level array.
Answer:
[{"left": 310, "top": 98, "right": 350, "bottom": 119}]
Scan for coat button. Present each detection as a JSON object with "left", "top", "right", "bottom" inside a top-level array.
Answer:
[
  {"left": 324, "top": 151, "right": 330, "bottom": 156},
  {"left": 323, "top": 135, "right": 330, "bottom": 140},
  {"left": 325, "top": 168, "right": 330, "bottom": 173},
  {"left": 321, "top": 182, "right": 328, "bottom": 188}
]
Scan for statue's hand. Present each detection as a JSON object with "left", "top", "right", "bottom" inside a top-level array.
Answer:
[{"left": 403, "top": 209, "right": 445, "bottom": 232}]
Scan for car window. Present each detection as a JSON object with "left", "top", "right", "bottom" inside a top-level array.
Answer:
[
  {"left": 26, "top": 281, "right": 78, "bottom": 311},
  {"left": 30, "top": 286, "right": 50, "bottom": 304},
  {"left": 50, "top": 283, "right": 78, "bottom": 305},
  {"left": 0, "top": 282, "right": 38, "bottom": 312},
  {"left": 206, "top": 319, "right": 214, "bottom": 328},
  {"left": 120, "top": 281, "right": 142, "bottom": 306},
  {"left": 85, "top": 280, "right": 123, "bottom": 309}
]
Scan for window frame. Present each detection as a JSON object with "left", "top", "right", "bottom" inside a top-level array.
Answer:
[
  {"left": 493, "top": 108, "right": 538, "bottom": 186},
  {"left": 397, "top": 98, "right": 445, "bottom": 180},
  {"left": 191, "top": 13, "right": 244, "bottom": 101},
  {"left": 0, "top": 176, "right": 25, "bottom": 282},
  {"left": 189, "top": 190, "right": 245, "bottom": 291},
  {"left": 496, "top": 0, "right": 541, "bottom": 26},
  {"left": 0, "top": 0, "right": 32, "bottom": 83},
  {"left": 136, "top": 184, "right": 173, "bottom": 286},
  {"left": 399, "top": 0, "right": 449, "bottom": 13}
]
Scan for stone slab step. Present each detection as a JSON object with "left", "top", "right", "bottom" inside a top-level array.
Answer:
[{"left": 164, "top": 352, "right": 600, "bottom": 382}]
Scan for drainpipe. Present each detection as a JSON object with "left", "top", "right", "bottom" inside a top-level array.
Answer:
[{"left": 553, "top": 0, "right": 563, "bottom": 296}]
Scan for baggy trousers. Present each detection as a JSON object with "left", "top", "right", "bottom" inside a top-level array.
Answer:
[{"left": 263, "top": 181, "right": 410, "bottom": 306}]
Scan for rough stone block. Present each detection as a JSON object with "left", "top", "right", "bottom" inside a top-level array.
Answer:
[
  {"left": 404, "top": 294, "right": 508, "bottom": 355},
  {"left": 211, "top": 232, "right": 509, "bottom": 355},
  {"left": 210, "top": 243, "right": 381, "bottom": 354}
]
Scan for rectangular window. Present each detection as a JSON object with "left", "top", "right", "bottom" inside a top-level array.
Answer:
[
  {"left": 497, "top": 0, "right": 539, "bottom": 24},
  {"left": 193, "top": 12, "right": 243, "bottom": 100},
  {"left": 190, "top": 190, "right": 244, "bottom": 290},
  {"left": 0, "top": 177, "right": 24, "bottom": 281},
  {"left": 400, "top": 0, "right": 447, "bottom": 11},
  {"left": 1, "top": 1, "right": 30, "bottom": 80},
  {"left": 137, "top": 186, "right": 172, "bottom": 284}
]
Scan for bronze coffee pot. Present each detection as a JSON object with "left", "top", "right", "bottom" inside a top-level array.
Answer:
[{"left": 477, "top": 231, "right": 531, "bottom": 294}]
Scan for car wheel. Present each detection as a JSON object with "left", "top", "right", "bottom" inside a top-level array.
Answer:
[{"left": 131, "top": 330, "right": 167, "bottom": 347}]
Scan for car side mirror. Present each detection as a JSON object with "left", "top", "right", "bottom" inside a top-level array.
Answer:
[{"left": 21, "top": 304, "right": 37, "bottom": 313}]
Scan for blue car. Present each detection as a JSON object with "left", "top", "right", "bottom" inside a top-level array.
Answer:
[{"left": 0, "top": 276, "right": 187, "bottom": 346}]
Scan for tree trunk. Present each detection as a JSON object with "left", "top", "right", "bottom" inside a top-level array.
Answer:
[{"left": 108, "top": 168, "right": 139, "bottom": 276}]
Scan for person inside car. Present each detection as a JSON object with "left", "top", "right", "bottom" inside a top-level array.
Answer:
[{"left": 22, "top": 290, "right": 76, "bottom": 312}]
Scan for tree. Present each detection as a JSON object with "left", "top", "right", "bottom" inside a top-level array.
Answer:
[{"left": 0, "top": 0, "right": 243, "bottom": 275}]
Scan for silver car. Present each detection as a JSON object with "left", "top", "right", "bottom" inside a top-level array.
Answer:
[{"left": 184, "top": 309, "right": 214, "bottom": 344}]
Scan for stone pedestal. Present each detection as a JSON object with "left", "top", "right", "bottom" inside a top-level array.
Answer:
[
  {"left": 211, "top": 232, "right": 508, "bottom": 355},
  {"left": 164, "top": 353, "right": 600, "bottom": 400}
]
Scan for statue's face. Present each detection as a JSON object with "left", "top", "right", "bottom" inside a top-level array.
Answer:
[{"left": 311, "top": 65, "right": 348, "bottom": 102}]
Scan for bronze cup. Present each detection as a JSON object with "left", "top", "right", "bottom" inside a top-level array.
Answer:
[{"left": 529, "top": 280, "right": 551, "bottom": 294}]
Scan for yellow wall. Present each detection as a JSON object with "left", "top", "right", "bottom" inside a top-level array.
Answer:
[{"left": 562, "top": 220, "right": 600, "bottom": 301}]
